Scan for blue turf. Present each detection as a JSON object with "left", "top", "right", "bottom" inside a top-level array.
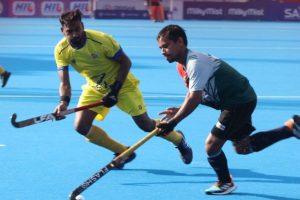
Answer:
[{"left": 0, "top": 18, "right": 300, "bottom": 200}]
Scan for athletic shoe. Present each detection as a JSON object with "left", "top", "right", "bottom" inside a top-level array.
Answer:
[
  {"left": 113, "top": 151, "right": 136, "bottom": 170},
  {"left": 205, "top": 176, "right": 237, "bottom": 195},
  {"left": 1, "top": 71, "right": 11, "bottom": 87},
  {"left": 285, "top": 115, "right": 300, "bottom": 139},
  {"left": 176, "top": 130, "right": 193, "bottom": 164},
  {"left": 292, "top": 115, "right": 300, "bottom": 138}
]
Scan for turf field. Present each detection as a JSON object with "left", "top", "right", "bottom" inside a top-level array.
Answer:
[{"left": 0, "top": 18, "right": 300, "bottom": 200}]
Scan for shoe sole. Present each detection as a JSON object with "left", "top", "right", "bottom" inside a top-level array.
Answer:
[
  {"left": 113, "top": 152, "right": 136, "bottom": 170},
  {"left": 205, "top": 185, "right": 237, "bottom": 195},
  {"left": 293, "top": 115, "right": 300, "bottom": 138},
  {"left": 2, "top": 72, "right": 11, "bottom": 87}
]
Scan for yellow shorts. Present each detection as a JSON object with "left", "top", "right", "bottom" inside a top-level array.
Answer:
[{"left": 78, "top": 83, "right": 147, "bottom": 121}]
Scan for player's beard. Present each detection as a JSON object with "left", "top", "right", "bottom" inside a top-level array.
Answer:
[
  {"left": 70, "top": 36, "right": 83, "bottom": 48},
  {"left": 70, "top": 32, "right": 86, "bottom": 49}
]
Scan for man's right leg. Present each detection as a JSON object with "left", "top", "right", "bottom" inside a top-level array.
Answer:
[
  {"left": 75, "top": 109, "right": 135, "bottom": 169},
  {"left": 205, "top": 133, "right": 236, "bottom": 195},
  {"left": 85, "top": 126, "right": 128, "bottom": 153}
]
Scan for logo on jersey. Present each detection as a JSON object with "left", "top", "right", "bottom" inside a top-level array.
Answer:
[
  {"left": 41, "top": 1, "right": 64, "bottom": 16},
  {"left": 12, "top": 1, "right": 35, "bottom": 16},
  {"left": 91, "top": 53, "right": 99, "bottom": 59}
]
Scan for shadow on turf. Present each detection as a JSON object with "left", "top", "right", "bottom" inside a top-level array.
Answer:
[
  {"left": 123, "top": 168, "right": 300, "bottom": 185},
  {"left": 121, "top": 168, "right": 300, "bottom": 200},
  {"left": 232, "top": 193, "right": 299, "bottom": 200}
]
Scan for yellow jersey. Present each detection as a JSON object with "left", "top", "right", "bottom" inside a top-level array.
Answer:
[{"left": 54, "top": 29, "right": 139, "bottom": 93}]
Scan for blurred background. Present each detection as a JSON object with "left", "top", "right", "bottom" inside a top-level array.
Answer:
[
  {"left": 0, "top": 0, "right": 300, "bottom": 22},
  {"left": 1, "top": 1, "right": 300, "bottom": 200}
]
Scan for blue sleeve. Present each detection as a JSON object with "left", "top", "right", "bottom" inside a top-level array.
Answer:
[{"left": 109, "top": 47, "right": 123, "bottom": 60}]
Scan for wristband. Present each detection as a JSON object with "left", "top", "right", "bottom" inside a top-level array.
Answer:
[{"left": 60, "top": 96, "right": 70, "bottom": 106}]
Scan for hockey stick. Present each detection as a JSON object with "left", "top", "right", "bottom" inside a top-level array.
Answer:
[
  {"left": 11, "top": 101, "right": 104, "bottom": 128},
  {"left": 69, "top": 128, "right": 159, "bottom": 200}
]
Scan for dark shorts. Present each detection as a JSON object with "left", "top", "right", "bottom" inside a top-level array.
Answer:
[{"left": 211, "top": 99, "right": 257, "bottom": 141}]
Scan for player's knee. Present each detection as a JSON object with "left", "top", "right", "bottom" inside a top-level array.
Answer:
[
  {"left": 139, "top": 124, "right": 154, "bottom": 132},
  {"left": 234, "top": 146, "right": 252, "bottom": 155},
  {"left": 205, "top": 139, "right": 219, "bottom": 156},
  {"left": 206, "top": 147, "right": 217, "bottom": 157},
  {"left": 133, "top": 115, "right": 156, "bottom": 132},
  {"left": 74, "top": 123, "right": 91, "bottom": 136},
  {"left": 137, "top": 120, "right": 156, "bottom": 132},
  {"left": 233, "top": 138, "right": 253, "bottom": 155}
]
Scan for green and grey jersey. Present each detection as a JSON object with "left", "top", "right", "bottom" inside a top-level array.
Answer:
[{"left": 176, "top": 50, "right": 256, "bottom": 109}]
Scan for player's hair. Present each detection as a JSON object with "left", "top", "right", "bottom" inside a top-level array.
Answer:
[
  {"left": 157, "top": 25, "right": 188, "bottom": 46},
  {"left": 59, "top": 9, "right": 82, "bottom": 26}
]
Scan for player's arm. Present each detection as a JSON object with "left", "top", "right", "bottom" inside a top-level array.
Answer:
[
  {"left": 174, "top": 90, "right": 202, "bottom": 123},
  {"left": 54, "top": 67, "right": 71, "bottom": 117},
  {"left": 58, "top": 67, "right": 71, "bottom": 104},
  {"left": 102, "top": 49, "right": 132, "bottom": 107},
  {"left": 113, "top": 49, "right": 132, "bottom": 84},
  {"left": 157, "top": 90, "right": 202, "bottom": 135}
]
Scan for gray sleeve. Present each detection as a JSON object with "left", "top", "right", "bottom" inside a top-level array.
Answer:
[{"left": 187, "top": 57, "right": 216, "bottom": 92}]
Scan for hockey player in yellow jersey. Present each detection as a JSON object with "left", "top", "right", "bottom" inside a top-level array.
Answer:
[{"left": 53, "top": 9, "right": 193, "bottom": 169}]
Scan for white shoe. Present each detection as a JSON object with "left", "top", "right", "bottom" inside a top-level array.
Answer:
[
  {"left": 285, "top": 115, "right": 300, "bottom": 139},
  {"left": 205, "top": 176, "right": 237, "bottom": 195}
]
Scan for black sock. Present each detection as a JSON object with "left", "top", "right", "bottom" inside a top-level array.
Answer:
[
  {"left": 250, "top": 126, "right": 293, "bottom": 152},
  {"left": 207, "top": 151, "right": 231, "bottom": 183}
]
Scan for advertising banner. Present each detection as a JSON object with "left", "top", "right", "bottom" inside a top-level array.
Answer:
[
  {"left": 9, "top": 0, "right": 37, "bottom": 17},
  {"left": 0, "top": 0, "right": 8, "bottom": 17},
  {"left": 69, "top": 0, "right": 91, "bottom": 16},
  {"left": 94, "top": 0, "right": 184, "bottom": 20},
  {"left": 6, "top": 0, "right": 91, "bottom": 17},
  {"left": 183, "top": 1, "right": 270, "bottom": 21},
  {"left": 183, "top": 1, "right": 300, "bottom": 21},
  {"left": 273, "top": 3, "right": 300, "bottom": 21},
  {"left": 95, "top": 10, "right": 149, "bottom": 19},
  {"left": 1, "top": 0, "right": 300, "bottom": 21},
  {"left": 40, "top": 1, "right": 64, "bottom": 17},
  {"left": 94, "top": 0, "right": 149, "bottom": 19}
]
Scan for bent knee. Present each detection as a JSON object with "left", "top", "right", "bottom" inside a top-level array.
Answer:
[
  {"left": 136, "top": 119, "right": 155, "bottom": 132},
  {"left": 74, "top": 123, "right": 91, "bottom": 136},
  {"left": 139, "top": 124, "right": 154, "bottom": 132},
  {"left": 233, "top": 138, "right": 253, "bottom": 155},
  {"left": 206, "top": 145, "right": 224, "bottom": 157},
  {"left": 205, "top": 137, "right": 223, "bottom": 156}
]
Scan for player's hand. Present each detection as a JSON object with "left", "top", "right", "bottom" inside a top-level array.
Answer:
[
  {"left": 159, "top": 107, "right": 179, "bottom": 121},
  {"left": 102, "top": 91, "right": 118, "bottom": 108},
  {"left": 102, "top": 81, "right": 123, "bottom": 108},
  {"left": 157, "top": 119, "right": 178, "bottom": 136},
  {"left": 53, "top": 102, "right": 67, "bottom": 120}
]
